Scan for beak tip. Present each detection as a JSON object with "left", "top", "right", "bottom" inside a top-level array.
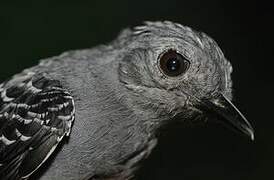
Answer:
[
  {"left": 251, "top": 135, "right": 255, "bottom": 141},
  {"left": 244, "top": 125, "right": 255, "bottom": 141},
  {"left": 244, "top": 122, "right": 255, "bottom": 141},
  {"left": 250, "top": 130, "right": 255, "bottom": 141}
]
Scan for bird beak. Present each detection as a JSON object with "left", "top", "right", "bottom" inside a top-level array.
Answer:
[{"left": 197, "top": 93, "right": 254, "bottom": 140}]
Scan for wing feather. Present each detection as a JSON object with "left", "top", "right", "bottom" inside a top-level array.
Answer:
[{"left": 0, "top": 72, "right": 75, "bottom": 179}]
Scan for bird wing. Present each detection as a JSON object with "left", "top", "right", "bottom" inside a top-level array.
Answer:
[{"left": 0, "top": 71, "right": 75, "bottom": 179}]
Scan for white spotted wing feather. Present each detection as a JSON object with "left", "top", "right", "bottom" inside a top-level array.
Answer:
[{"left": 0, "top": 72, "right": 75, "bottom": 179}]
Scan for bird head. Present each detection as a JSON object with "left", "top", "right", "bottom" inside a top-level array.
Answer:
[{"left": 117, "top": 21, "right": 254, "bottom": 140}]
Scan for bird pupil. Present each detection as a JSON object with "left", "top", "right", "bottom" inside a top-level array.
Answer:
[
  {"left": 166, "top": 58, "right": 180, "bottom": 72},
  {"left": 159, "top": 50, "right": 189, "bottom": 77}
]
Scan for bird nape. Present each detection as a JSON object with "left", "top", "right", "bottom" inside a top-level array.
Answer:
[{"left": 0, "top": 21, "right": 254, "bottom": 180}]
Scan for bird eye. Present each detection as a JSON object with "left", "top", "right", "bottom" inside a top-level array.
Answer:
[{"left": 159, "top": 50, "right": 190, "bottom": 77}]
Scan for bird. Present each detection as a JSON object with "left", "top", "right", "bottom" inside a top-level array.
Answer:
[{"left": 0, "top": 21, "right": 254, "bottom": 180}]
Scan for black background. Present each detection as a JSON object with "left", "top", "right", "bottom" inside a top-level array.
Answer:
[{"left": 0, "top": 0, "right": 273, "bottom": 179}]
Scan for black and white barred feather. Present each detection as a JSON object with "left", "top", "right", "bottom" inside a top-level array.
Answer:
[{"left": 0, "top": 71, "right": 75, "bottom": 179}]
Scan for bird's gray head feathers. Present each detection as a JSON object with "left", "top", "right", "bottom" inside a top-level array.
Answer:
[{"left": 117, "top": 21, "right": 253, "bottom": 139}]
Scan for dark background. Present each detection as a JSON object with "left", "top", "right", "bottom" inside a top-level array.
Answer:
[{"left": 0, "top": 0, "right": 273, "bottom": 179}]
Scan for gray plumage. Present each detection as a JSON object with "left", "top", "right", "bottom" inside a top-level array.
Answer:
[{"left": 0, "top": 21, "right": 254, "bottom": 180}]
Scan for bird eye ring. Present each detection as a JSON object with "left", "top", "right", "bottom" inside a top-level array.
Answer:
[{"left": 159, "top": 50, "right": 190, "bottom": 77}]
